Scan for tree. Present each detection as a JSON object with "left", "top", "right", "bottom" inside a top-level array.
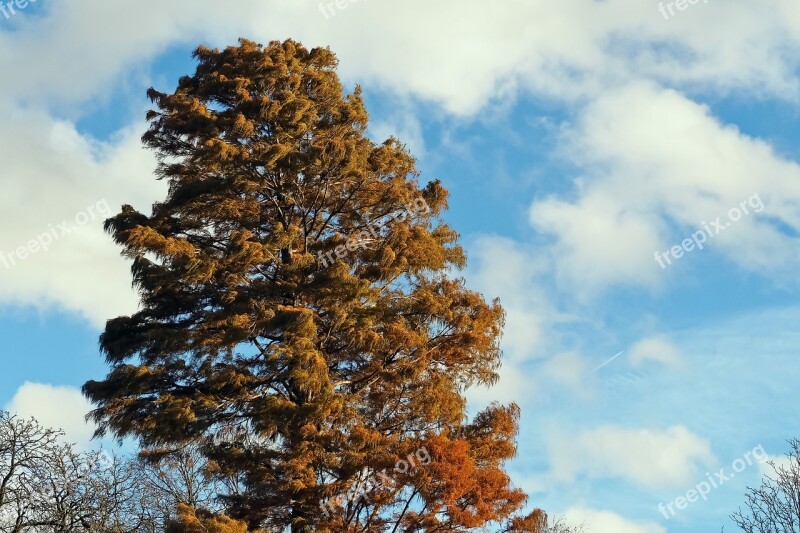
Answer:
[
  {"left": 731, "top": 439, "right": 800, "bottom": 532},
  {"left": 502, "top": 510, "right": 584, "bottom": 533},
  {"left": 83, "top": 38, "right": 539, "bottom": 531},
  {"left": 135, "top": 444, "right": 243, "bottom": 529},
  {"left": 0, "top": 411, "right": 150, "bottom": 533},
  {"left": 0, "top": 410, "right": 65, "bottom": 532},
  {"left": 53, "top": 451, "right": 157, "bottom": 533},
  {"left": 0, "top": 410, "right": 240, "bottom": 532}
]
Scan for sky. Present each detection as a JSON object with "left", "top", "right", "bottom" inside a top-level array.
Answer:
[{"left": 2, "top": 0, "right": 800, "bottom": 531}]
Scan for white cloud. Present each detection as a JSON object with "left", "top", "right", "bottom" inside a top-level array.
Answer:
[
  {"left": 543, "top": 351, "right": 594, "bottom": 399},
  {"left": 564, "top": 507, "right": 666, "bottom": 533},
  {"left": 546, "top": 425, "right": 715, "bottom": 489},
  {"left": 758, "top": 454, "right": 795, "bottom": 478},
  {"left": 468, "top": 236, "right": 552, "bottom": 363},
  {"left": 467, "top": 362, "right": 535, "bottom": 408},
  {"left": 4, "top": 382, "right": 96, "bottom": 449},
  {"left": 5, "top": 0, "right": 800, "bottom": 114},
  {"left": 464, "top": 236, "right": 558, "bottom": 406},
  {"left": 531, "top": 81, "right": 800, "bottom": 295},
  {"left": 629, "top": 336, "right": 684, "bottom": 368},
  {"left": 0, "top": 106, "right": 165, "bottom": 326},
  {"left": 367, "top": 99, "right": 427, "bottom": 159}
]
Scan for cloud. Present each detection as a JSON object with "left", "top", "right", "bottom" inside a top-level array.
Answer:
[
  {"left": 464, "top": 236, "right": 559, "bottom": 406},
  {"left": 629, "top": 336, "right": 684, "bottom": 368},
  {"left": 367, "top": 97, "right": 427, "bottom": 158},
  {"left": 467, "top": 236, "right": 553, "bottom": 363},
  {"left": 564, "top": 507, "right": 666, "bottom": 533},
  {"left": 302, "top": 0, "right": 800, "bottom": 113},
  {"left": 0, "top": 107, "right": 165, "bottom": 326},
  {"left": 5, "top": 0, "right": 800, "bottom": 114},
  {"left": 530, "top": 81, "right": 800, "bottom": 296},
  {"left": 543, "top": 351, "right": 595, "bottom": 399},
  {"left": 758, "top": 453, "right": 795, "bottom": 478},
  {"left": 546, "top": 425, "right": 715, "bottom": 489},
  {"left": 4, "top": 382, "right": 96, "bottom": 449}
]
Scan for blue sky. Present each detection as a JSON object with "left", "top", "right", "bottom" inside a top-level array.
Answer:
[{"left": 3, "top": 1, "right": 800, "bottom": 531}]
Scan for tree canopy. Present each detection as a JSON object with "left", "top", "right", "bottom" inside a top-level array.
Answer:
[{"left": 83, "top": 38, "right": 541, "bottom": 532}]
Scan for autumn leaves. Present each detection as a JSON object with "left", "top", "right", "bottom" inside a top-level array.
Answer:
[{"left": 316, "top": 197, "right": 430, "bottom": 268}]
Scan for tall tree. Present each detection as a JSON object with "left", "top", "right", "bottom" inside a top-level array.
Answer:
[{"left": 84, "top": 38, "right": 540, "bottom": 532}]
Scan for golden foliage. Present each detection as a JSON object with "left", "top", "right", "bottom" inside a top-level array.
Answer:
[
  {"left": 166, "top": 504, "right": 252, "bottom": 533},
  {"left": 85, "top": 38, "right": 532, "bottom": 531}
]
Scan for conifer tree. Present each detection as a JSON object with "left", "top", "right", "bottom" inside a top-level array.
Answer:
[{"left": 84, "top": 38, "right": 542, "bottom": 532}]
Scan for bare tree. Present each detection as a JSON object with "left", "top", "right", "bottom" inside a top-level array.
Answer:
[
  {"left": 731, "top": 438, "right": 800, "bottom": 532},
  {"left": 78, "top": 453, "right": 162, "bottom": 533},
  {"left": 503, "top": 509, "right": 585, "bottom": 532},
  {"left": 0, "top": 411, "right": 236, "bottom": 532},
  {"left": 0, "top": 413, "right": 160, "bottom": 532},
  {"left": 0, "top": 411, "right": 66, "bottom": 532},
  {"left": 547, "top": 517, "right": 585, "bottom": 532},
  {"left": 135, "top": 445, "right": 233, "bottom": 529},
  {"left": 540, "top": 515, "right": 585, "bottom": 533}
]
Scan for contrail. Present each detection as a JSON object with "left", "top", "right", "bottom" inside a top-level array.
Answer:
[{"left": 594, "top": 351, "right": 624, "bottom": 371}]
